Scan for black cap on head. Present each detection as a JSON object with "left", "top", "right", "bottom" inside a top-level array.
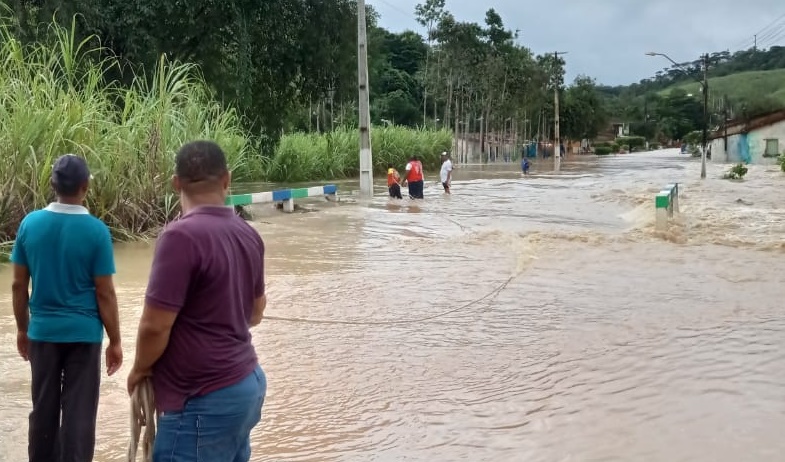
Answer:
[
  {"left": 174, "top": 140, "right": 228, "bottom": 185},
  {"left": 52, "top": 154, "right": 91, "bottom": 197}
]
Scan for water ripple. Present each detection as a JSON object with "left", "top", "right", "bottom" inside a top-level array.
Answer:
[{"left": 0, "top": 151, "right": 784, "bottom": 461}]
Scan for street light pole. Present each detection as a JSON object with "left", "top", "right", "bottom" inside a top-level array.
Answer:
[{"left": 646, "top": 51, "right": 709, "bottom": 179}]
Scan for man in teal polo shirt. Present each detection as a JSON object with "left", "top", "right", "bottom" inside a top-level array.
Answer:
[{"left": 11, "top": 154, "right": 123, "bottom": 462}]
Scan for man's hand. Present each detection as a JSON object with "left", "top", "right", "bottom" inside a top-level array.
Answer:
[
  {"left": 17, "top": 331, "right": 29, "bottom": 361},
  {"left": 127, "top": 367, "right": 151, "bottom": 396},
  {"left": 250, "top": 294, "right": 266, "bottom": 327},
  {"left": 105, "top": 342, "right": 123, "bottom": 376}
]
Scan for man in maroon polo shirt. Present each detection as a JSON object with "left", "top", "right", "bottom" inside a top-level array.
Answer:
[{"left": 127, "top": 140, "right": 266, "bottom": 461}]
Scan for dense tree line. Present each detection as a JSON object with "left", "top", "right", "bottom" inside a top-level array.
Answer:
[{"left": 9, "top": 0, "right": 609, "bottom": 155}]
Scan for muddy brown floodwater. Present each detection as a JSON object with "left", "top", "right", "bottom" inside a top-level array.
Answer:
[{"left": 1, "top": 149, "right": 785, "bottom": 462}]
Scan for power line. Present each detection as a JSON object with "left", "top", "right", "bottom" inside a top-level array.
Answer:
[
  {"left": 757, "top": 22, "right": 785, "bottom": 44},
  {"left": 753, "top": 12, "right": 785, "bottom": 36},
  {"left": 758, "top": 23, "right": 785, "bottom": 48},
  {"left": 729, "top": 32, "right": 753, "bottom": 51},
  {"left": 369, "top": 0, "right": 417, "bottom": 22},
  {"left": 760, "top": 27, "right": 785, "bottom": 48},
  {"left": 730, "top": 11, "right": 785, "bottom": 51}
]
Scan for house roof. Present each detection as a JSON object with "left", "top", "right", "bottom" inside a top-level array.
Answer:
[{"left": 709, "top": 109, "right": 785, "bottom": 140}]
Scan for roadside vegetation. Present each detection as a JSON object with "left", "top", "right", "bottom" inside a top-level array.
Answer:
[
  {"left": 267, "top": 127, "right": 452, "bottom": 183},
  {"left": 0, "top": 7, "right": 453, "bottom": 252},
  {"left": 0, "top": 15, "right": 256, "bottom": 246},
  {"left": 600, "top": 47, "right": 785, "bottom": 143}
]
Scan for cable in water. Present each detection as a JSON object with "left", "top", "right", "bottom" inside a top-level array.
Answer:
[{"left": 264, "top": 275, "right": 514, "bottom": 326}]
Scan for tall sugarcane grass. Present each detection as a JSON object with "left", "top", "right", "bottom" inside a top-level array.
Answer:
[
  {"left": 0, "top": 13, "right": 259, "bottom": 247},
  {"left": 266, "top": 127, "right": 453, "bottom": 182},
  {"left": 0, "top": 10, "right": 453, "bottom": 255}
]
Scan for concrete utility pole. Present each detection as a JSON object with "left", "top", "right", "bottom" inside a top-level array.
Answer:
[
  {"left": 723, "top": 95, "right": 729, "bottom": 152},
  {"left": 700, "top": 53, "right": 709, "bottom": 180},
  {"left": 552, "top": 51, "right": 567, "bottom": 172},
  {"left": 357, "top": 0, "right": 373, "bottom": 198}
]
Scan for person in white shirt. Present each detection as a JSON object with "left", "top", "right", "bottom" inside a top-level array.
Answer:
[{"left": 439, "top": 152, "right": 453, "bottom": 194}]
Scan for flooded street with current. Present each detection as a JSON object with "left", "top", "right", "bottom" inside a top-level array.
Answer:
[{"left": 1, "top": 149, "right": 784, "bottom": 461}]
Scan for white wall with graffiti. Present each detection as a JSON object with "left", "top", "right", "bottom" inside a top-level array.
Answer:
[{"left": 710, "top": 119, "right": 785, "bottom": 165}]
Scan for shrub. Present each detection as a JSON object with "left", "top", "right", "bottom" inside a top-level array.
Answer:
[
  {"left": 684, "top": 130, "right": 702, "bottom": 147},
  {"left": 615, "top": 135, "right": 646, "bottom": 150},
  {"left": 595, "top": 146, "right": 612, "bottom": 155},
  {"left": 723, "top": 163, "right": 748, "bottom": 180}
]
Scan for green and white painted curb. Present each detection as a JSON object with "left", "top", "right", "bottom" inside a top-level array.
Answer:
[
  {"left": 655, "top": 183, "right": 679, "bottom": 231},
  {"left": 226, "top": 184, "right": 337, "bottom": 212}
]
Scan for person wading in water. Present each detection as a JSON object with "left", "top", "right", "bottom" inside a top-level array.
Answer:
[
  {"left": 11, "top": 154, "right": 122, "bottom": 462},
  {"left": 439, "top": 152, "right": 453, "bottom": 194},
  {"left": 127, "top": 140, "right": 266, "bottom": 461},
  {"left": 403, "top": 155, "right": 425, "bottom": 199},
  {"left": 387, "top": 163, "right": 403, "bottom": 199}
]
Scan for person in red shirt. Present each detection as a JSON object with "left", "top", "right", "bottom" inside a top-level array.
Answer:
[
  {"left": 403, "top": 156, "right": 424, "bottom": 199},
  {"left": 387, "top": 164, "right": 402, "bottom": 199}
]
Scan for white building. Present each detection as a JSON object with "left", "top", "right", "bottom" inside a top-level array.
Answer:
[{"left": 709, "top": 110, "right": 785, "bottom": 165}]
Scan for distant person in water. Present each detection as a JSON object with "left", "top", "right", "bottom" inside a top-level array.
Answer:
[
  {"left": 521, "top": 157, "right": 530, "bottom": 175},
  {"left": 387, "top": 164, "right": 402, "bottom": 199},
  {"left": 440, "top": 152, "right": 453, "bottom": 194},
  {"left": 403, "top": 155, "right": 424, "bottom": 199}
]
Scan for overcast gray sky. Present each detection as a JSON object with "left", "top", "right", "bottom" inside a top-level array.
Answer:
[{"left": 369, "top": 0, "right": 785, "bottom": 86}]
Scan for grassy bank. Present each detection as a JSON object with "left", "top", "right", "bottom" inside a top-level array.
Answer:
[
  {"left": 266, "top": 127, "right": 453, "bottom": 182},
  {"left": 659, "top": 69, "right": 785, "bottom": 105},
  {"left": 0, "top": 15, "right": 259, "bottom": 244}
]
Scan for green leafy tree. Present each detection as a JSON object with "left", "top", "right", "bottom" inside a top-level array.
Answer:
[
  {"left": 656, "top": 89, "right": 704, "bottom": 140},
  {"left": 562, "top": 76, "right": 609, "bottom": 141},
  {"left": 415, "top": 0, "right": 446, "bottom": 123},
  {"left": 13, "top": 0, "right": 361, "bottom": 145}
]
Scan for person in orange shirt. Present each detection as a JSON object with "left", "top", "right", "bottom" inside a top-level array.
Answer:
[
  {"left": 387, "top": 164, "right": 402, "bottom": 199},
  {"left": 403, "top": 156, "right": 424, "bottom": 199}
]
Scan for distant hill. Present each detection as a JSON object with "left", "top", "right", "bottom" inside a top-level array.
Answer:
[
  {"left": 657, "top": 68, "right": 785, "bottom": 106},
  {"left": 598, "top": 47, "right": 785, "bottom": 141}
]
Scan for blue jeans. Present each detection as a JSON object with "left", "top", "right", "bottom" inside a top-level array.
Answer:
[{"left": 153, "top": 365, "right": 266, "bottom": 462}]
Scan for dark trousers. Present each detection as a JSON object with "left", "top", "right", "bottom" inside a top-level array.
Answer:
[
  {"left": 28, "top": 341, "right": 101, "bottom": 462},
  {"left": 388, "top": 183, "right": 402, "bottom": 199},
  {"left": 408, "top": 180, "right": 424, "bottom": 199}
]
